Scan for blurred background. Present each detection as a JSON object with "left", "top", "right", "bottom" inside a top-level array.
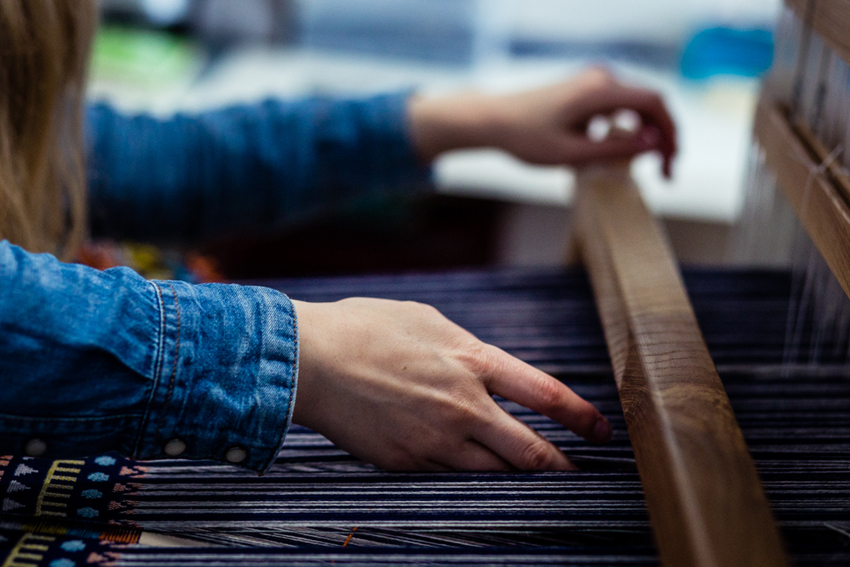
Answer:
[{"left": 90, "top": 0, "right": 780, "bottom": 279}]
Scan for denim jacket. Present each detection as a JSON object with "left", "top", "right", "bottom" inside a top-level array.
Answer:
[{"left": 0, "top": 92, "right": 430, "bottom": 472}]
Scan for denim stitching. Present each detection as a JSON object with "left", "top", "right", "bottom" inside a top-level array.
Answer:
[
  {"left": 263, "top": 294, "right": 298, "bottom": 472},
  {"left": 155, "top": 282, "right": 182, "bottom": 439},
  {"left": 133, "top": 281, "right": 167, "bottom": 459}
]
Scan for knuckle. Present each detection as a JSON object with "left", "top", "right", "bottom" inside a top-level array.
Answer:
[
  {"left": 536, "top": 378, "right": 564, "bottom": 412},
  {"left": 520, "top": 441, "right": 557, "bottom": 471},
  {"left": 470, "top": 342, "right": 493, "bottom": 371},
  {"left": 463, "top": 342, "right": 500, "bottom": 379}
]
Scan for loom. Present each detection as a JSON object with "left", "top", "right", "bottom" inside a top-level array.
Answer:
[{"left": 3, "top": 1, "right": 850, "bottom": 565}]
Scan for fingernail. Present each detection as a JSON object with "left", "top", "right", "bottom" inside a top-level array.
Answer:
[{"left": 594, "top": 416, "right": 613, "bottom": 444}]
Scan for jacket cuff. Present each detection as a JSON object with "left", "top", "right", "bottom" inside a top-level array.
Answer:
[
  {"left": 375, "top": 91, "right": 434, "bottom": 188},
  {"left": 134, "top": 280, "right": 298, "bottom": 472}
]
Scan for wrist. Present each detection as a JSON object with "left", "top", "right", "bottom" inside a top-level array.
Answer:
[{"left": 407, "top": 91, "right": 501, "bottom": 162}]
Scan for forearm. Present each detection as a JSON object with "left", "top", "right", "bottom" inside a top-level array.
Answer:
[
  {"left": 0, "top": 241, "right": 297, "bottom": 471},
  {"left": 87, "top": 93, "right": 432, "bottom": 243},
  {"left": 407, "top": 91, "right": 503, "bottom": 162}
]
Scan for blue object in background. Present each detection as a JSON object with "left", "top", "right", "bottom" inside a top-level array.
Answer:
[{"left": 681, "top": 27, "right": 773, "bottom": 80}]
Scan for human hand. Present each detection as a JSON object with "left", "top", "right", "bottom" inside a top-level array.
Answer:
[
  {"left": 291, "top": 297, "right": 611, "bottom": 472},
  {"left": 408, "top": 67, "right": 677, "bottom": 178}
]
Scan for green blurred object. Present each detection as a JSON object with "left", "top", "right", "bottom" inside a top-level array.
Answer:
[{"left": 91, "top": 25, "right": 202, "bottom": 88}]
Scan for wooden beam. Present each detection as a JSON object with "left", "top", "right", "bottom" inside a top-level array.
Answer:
[
  {"left": 573, "top": 164, "right": 788, "bottom": 567},
  {"left": 787, "top": 0, "right": 850, "bottom": 66},
  {"left": 754, "top": 96, "right": 850, "bottom": 301},
  {"left": 786, "top": 0, "right": 812, "bottom": 21}
]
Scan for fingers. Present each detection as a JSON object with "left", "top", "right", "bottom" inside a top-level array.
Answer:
[
  {"left": 478, "top": 344, "right": 612, "bottom": 445},
  {"left": 625, "top": 90, "right": 676, "bottom": 179},
  {"left": 472, "top": 400, "right": 578, "bottom": 471},
  {"left": 617, "top": 87, "right": 676, "bottom": 163},
  {"left": 432, "top": 440, "right": 514, "bottom": 472},
  {"left": 572, "top": 82, "right": 677, "bottom": 178},
  {"left": 564, "top": 124, "right": 662, "bottom": 166}
]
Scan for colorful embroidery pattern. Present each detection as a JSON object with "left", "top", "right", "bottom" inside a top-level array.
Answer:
[
  {"left": 0, "top": 454, "right": 144, "bottom": 527},
  {"left": 0, "top": 529, "right": 121, "bottom": 567},
  {"left": 0, "top": 454, "right": 145, "bottom": 567}
]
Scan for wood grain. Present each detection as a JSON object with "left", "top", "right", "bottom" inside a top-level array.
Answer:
[
  {"left": 786, "top": 0, "right": 812, "bottom": 22},
  {"left": 573, "top": 165, "right": 788, "bottom": 567},
  {"left": 754, "top": 97, "right": 850, "bottom": 301},
  {"left": 788, "top": 0, "right": 850, "bottom": 66}
]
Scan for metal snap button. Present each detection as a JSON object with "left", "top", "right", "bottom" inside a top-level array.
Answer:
[
  {"left": 24, "top": 438, "right": 47, "bottom": 457},
  {"left": 163, "top": 438, "right": 187, "bottom": 457},
  {"left": 225, "top": 446, "right": 247, "bottom": 464}
]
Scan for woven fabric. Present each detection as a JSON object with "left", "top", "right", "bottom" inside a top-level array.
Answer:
[{"left": 1, "top": 267, "right": 848, "bottom": 566}]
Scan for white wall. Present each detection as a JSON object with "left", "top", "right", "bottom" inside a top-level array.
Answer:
[
  {"left": 297, "top": 0, "right": 783, "bottom": 47},
  {"left": 497, "top": 0, "right": 782, "bottom": 43}
]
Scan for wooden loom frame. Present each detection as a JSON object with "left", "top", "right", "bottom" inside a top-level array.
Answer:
[
  {"left": 759, "top": 0, "right": 850, "bottom": 301},
  {"left": 568, "top": 2, "right": 850, "bottom": 564},
  {"left": 572, "top": 165, "right": 788, "bottom": 567}
]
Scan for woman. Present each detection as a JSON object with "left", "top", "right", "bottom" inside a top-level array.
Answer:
[{"left": 0, "top": 0, "right": 676, "bottom": 473}]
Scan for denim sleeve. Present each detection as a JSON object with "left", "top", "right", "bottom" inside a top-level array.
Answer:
[
  {"left": 0, "top": 240, "right": 298, "bottom": 472},
  {"left": 86, "top": 92, "right": 432, "bottom": 243}
]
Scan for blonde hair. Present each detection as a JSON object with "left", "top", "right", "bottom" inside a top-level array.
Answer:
[{"left": 0, "top": 0, "right": 97, "bottom": 260}]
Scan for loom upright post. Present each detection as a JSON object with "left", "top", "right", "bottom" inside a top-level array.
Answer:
[{"left": 573, "top": 163, "right": 788, "bottom": 567}]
